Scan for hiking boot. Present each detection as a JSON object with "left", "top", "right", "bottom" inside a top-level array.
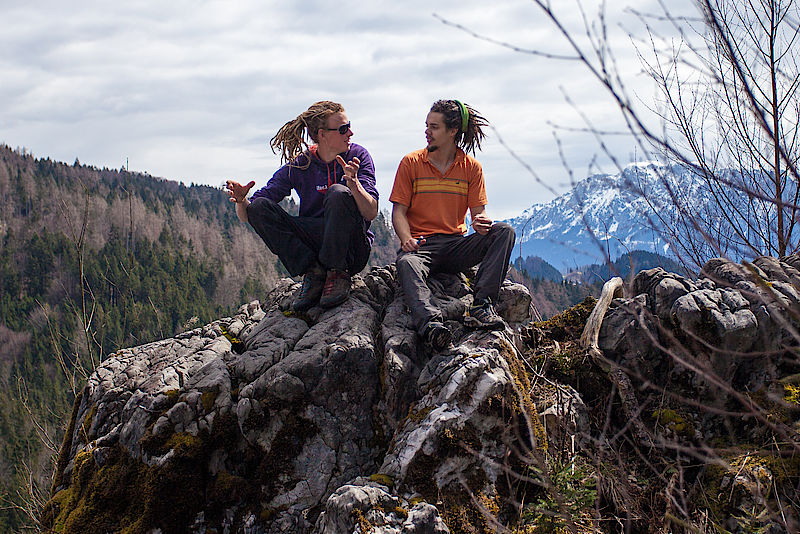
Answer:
[
  {"left": 422, "top": 321, "right": 452, "bottom": 351},
  {"left": 293, "top": 264, "right": 326, "bottom": 312},
  {"left": 319, "top": 269, "right": 351, "bottom": 308},
  {"left": 464, "top": 298, "right": 505, "bottom": 330}
]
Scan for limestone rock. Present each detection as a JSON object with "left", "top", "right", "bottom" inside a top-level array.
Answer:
[
  {"left": 632, "top": 266, "right": 697, "bottom": 322},
  {"left": 313, "top": 479, "right": 449, "bottom": 534},
  {"left": 44, "top": 254, "right": 800, "bottom": 534},
  {"left": 44, "top": 267, "right": 538, "bottom": 534},
  {"left": 672, "top": 287, "right": 757, "bottom": 353},
  {"left": 545, "top": 255, "right": 800, "bottom": 532},
  {"left": 598, "top": 255, "right": 800, "bottom": 396},
  {"left": 497, "top": 280, "right": 532, "bottom": 325}
]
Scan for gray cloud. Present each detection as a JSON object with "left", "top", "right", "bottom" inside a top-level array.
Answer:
[{"left": 0, "top": 0, "right": 694, "bottom": 219}]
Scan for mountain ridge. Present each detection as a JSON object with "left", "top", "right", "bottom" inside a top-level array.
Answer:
[{"left": 503, "top": 162, "right": 710, "bottom": 271}]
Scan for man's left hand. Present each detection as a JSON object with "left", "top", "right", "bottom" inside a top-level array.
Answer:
[
  {"left": 472, "top": 213, "right": 493, "bottom": 235},
  {"left": 336, "top": 155, "right": 360, "bottom": 189}
]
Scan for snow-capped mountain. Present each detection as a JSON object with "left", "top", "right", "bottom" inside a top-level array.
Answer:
[{"left": 503, "top": 162, "right": 713, "bottom": 272}]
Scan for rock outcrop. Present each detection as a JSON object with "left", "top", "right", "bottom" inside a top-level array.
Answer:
[
  {"left": 43, "top": 267, "right": 537, "bottom": 533},
  {"left": 42, "top": 256, "right": 800, "bottom": 533},
  {"left": 590, "top": 256, "right": 800, "bottom": 532}
]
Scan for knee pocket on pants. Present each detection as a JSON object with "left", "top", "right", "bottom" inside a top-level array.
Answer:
[{"left": 396, "top": 254, "right": 426, "bottom": 274}]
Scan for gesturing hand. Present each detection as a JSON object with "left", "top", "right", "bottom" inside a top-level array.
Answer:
[
  {"left": 225, "top": 180, "right": 255, "bottom": 203},
  {"left": 336, "top": 155, "right": 360, "bottom": 188}
]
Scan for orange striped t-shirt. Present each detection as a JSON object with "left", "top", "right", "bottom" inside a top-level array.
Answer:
[{"left": 389, "top": 148, "right": 488, "bottom": 236}]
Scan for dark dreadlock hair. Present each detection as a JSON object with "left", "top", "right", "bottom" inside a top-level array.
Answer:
[
  {"left": 269, "top": 101, "right": 345, "bottom": 164},
  {"left": 429, "top": 99, "right": 489, "bottom": 154}
]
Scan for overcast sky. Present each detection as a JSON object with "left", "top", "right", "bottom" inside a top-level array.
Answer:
[{"left": 1, "top": 0, "right": 692, "bottom": 219}]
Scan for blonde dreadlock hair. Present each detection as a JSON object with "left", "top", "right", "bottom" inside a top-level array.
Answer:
[{"left": 269, "top": 101, "right": 346, "bottom": 166}]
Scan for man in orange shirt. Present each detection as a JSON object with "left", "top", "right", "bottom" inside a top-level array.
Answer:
[{"left": 390, "top": 99, "right": 516, "bottom": 351}]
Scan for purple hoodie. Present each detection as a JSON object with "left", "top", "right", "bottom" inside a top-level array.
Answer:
[{"left": 250, "top": 143, "right": 379, "bottom": 241}]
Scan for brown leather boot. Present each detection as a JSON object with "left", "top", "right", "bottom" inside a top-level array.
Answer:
[
  {"left": 292, "top": 264, "right": 326, "bottom": 312},
  {"left": 319, "top": 269, "right": 351, "bottom": 308}
]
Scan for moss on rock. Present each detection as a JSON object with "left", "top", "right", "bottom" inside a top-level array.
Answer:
[
  {"left": 500, "top": 339, "right": 548, "bottom": 454},
  {"left": 41, "top": 409, "right": 266, "bottom": 533},
  {"left": 651, "top": 408, "right": 695, "bottom": 438},
  {"left": 369, "top": 473, "right": 394, "bottom": 488},
  {"left": 697, "top": 449, "right": 800, "bottom": 531},
  {"left": 80, "top": 404, "right": 98, "bottom": 441},
  {"left": 200, "top": 389, "right": 218, "bottom": 413},
  {"left": 526, "top": 297, "right": 597, "bottom": 344}
]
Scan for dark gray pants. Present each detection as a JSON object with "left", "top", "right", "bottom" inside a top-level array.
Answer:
[
  {"left": 396, "top": 223, "right": 516, "bottom": 333},
  {"left": 247, "top": 184, "right": 370, "bottom": 276}
]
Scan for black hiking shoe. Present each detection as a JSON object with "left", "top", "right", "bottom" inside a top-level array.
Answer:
[
  {"left": 422, "top": 321, "right": 452, "bottom": 352},
  {"left": 293, "top": 264, "right": 326, "bottom": 312},
  {"left": 319, "top": 269, "right": 351, "bottom": 308},
  {"left": 464, "top": 298, "right": 505, "bottom": 331}
]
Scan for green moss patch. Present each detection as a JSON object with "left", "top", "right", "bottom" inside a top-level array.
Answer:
[
  {"left": 521, "top": 298, "right": 610, "bottom": 407},
  {"left": 80, "top": 404, "right": 98, "bottom": 441},
  {"left": 220, "top": 325, "right": 246, "bottom": 354},
  {"left": 651, "top": 408, "right": 695, "bottom": 438},
  {"left": 405, "top": 404, "right": 434, "bottom": 424},
  {"left": 201, "top": 389, "right": 218, "bottom": 413},
  {"left": 51, "top": 391, "right": 84, "bottom": 493},
  {"left": 369, "top": 473, "right": 394, "bottom": 488},
  {"left": 784, "top": 383, "right": 800, "bottom": 405},
  {"left": 526, "top": 297, "right": 597, "bottom": 344},
  {"left": 41, "top": 409, "right": 278, "bottom": 533},
  {"left": 41, "top": 445, "right": 201, "bottom": 534},
  {"left": 499, "top": 340, "right": 547, "bottom": 454},
  {"left": 352, "top": 508, "right": 373, "bottom": 532}
]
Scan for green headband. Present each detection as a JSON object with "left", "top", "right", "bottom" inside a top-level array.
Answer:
[{"left": 454, "top": 100, "right": 469, "bottom": 133}]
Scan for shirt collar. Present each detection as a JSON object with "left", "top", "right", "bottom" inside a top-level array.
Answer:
[
  {"left": 423, "top": 147, "right": 465, "bottom": 167},
  {"left": 422, "top": 147, "right": 466, "bottom": 162}
]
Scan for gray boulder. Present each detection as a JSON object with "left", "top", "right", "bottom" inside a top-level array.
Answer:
[
  {"left": 598, "top": 254, "right": 800, "bottom": 402},
  {"left": 44, "top": 266, "right": 538, "bottom": 534}
]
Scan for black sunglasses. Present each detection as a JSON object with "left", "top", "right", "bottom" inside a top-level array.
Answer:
[{"left": 324, "top": 122, "right": 351, "bottom": 135}]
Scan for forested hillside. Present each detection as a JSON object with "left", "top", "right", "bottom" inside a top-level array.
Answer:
[
  {"left": 0, "top": 145, "right": 395, "bottom": 530},
  {"left": 508, "top": 266, "right": 601, "bottom": 320},
  {"left": 567, "top": 250, "right": 687, "bottom": 284},
  {"left": 513, "top": 255, "right": 563, "bottom": 282},
  {"left": 510, "top": 251, "right": 682, "bottom": 319}
]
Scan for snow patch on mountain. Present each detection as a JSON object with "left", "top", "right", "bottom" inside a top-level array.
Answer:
[{"left": 503, "top": 162, "right": 708, "bottom": 271}]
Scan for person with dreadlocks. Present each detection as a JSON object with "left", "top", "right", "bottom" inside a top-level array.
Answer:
[
  {"left": 389, "top": 99, "right": 515, "bottom": 351},
  {"left": 225, "top": 101, "right": 378, "bottom": 311}
]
